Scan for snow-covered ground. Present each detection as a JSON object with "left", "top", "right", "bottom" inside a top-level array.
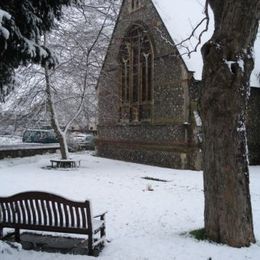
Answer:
[
  {"left": 0, "top": 135, "right": 23, "bottom": 146},
  {"left": 0, "top": 152, "right": 259, "bottom": 260}
]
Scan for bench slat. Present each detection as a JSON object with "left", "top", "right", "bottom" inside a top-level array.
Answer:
[
  {"left": 14, "top": 201, "right": 21, "bottom": 224},
  {"left": 29, "top": 200, "right": 37, "bottom": 225},
  {"left": 8, "top": 203, "right": 12, "bottom": 223},
  {"left": 57, "top": 203, "right": 63, "bottom": 227},
  {"left": 70, "top": 206, "right": 76, "bottom": 228},
  {"left": 4, "top": 202, "right": 11, "bottom": 222},
  {"left": 0, "top": 203, "right": 6, "bottom": 223},
  {"left": 64, "top": 204, "right": 69, "bottom": 228},
  {"left": 10, "top": 202, "right": 16, "bottom": 223},
  {"left": 41, "top": 200, "right": 47, "bottom": 226},
  {"left": 52, "top": 201, "right": 58, "bottom": 227},
  {"left": 76, "top": 207, "right": 81, "bottom": 228},
  {"left": 46, "top": 200, "right": 52, "bottom": 226},
  {"left": 20, "top": 200, "right": 27, "bottom": 225},
  {"left": 25, "top": 200, "right": 32, "bottom": 224},
  {"left": 35, "top": 200, "right": 42, "bottom": 225}
]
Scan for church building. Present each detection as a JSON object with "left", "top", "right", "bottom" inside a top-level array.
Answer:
[{"left": 97, "top": 0, "right": 260, "bottom": 170}]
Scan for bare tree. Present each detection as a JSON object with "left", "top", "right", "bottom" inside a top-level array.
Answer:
[
  {"left": 200, "top": 0, "right": 260, "bottom": 247},
  {"left": 43, "top": 1, "right": 115, "bottom": 160},
  {"left": 0, "top": 0, "right": 117, "bottom": 147}
]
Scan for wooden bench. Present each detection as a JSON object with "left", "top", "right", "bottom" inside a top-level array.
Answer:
[{"left": 0, "top": 191, "right": 106, "bottom": 256}]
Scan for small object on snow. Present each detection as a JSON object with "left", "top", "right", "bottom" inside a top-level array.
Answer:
[
  {"left": 142, "top": 176, "right": 169, "bottom": 182},
  {"left": 147, "top": 184, "right": 154, "bottom": 191}
]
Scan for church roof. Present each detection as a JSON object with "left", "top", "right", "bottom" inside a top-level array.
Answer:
[{"left": 151, "top": 0, "right": 260, "bottom": 87}]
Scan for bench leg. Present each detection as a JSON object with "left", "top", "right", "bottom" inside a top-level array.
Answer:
[
  {"left": 0, "top": 227, "right": 3, "bottom": 239},
  {"left": 101, "top": 215, "right": 106, "bottom": 239},
  {"left": 88, "top": 234, "right": 94, "bottom": 256},
  {"left": 15, "top": 228, "right": 20, "bottom": 242}
]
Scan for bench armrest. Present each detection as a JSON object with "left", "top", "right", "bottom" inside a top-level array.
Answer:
[{"left": 94, "top": 211, "right": 108, "bottom": 219}]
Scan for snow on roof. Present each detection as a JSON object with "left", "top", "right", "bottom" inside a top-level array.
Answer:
[{"left": 151, "top": 0, "right": 260, "bottom": 86}]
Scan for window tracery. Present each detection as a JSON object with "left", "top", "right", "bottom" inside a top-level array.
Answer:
[
  {"left": 119, "top": 24, "right": 153, "bottom": 123},
  {"left": 130, "top": 0, "right": 141, "bottom": 12}
]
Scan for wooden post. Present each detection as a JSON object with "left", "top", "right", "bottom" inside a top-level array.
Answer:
[
  {"left": 0, "top": 227, "right": 3, "bottom": 239},
  {"left": 101, "top": 214, "right": 106, "bottom": 239},
  {"left": 15, "top": 228, "right": 20, "bottom": 242},
  {"left": 86, "top": 201, "right": 94, "bottom": 256}
]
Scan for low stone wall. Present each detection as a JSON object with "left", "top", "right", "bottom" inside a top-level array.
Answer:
[
  {"left": 0, "top": 144, "right": 60, "bottom": 160},
  {"left": 97, "top": 139, "right": 201, "bottom": 170}
]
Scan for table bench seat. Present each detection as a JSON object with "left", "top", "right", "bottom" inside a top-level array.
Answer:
[{"left": 50, "top": 159, "right": 80, "bottom": 168}]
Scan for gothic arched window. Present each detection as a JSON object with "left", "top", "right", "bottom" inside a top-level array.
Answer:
[
  {"left": 119, "top": 24, "right": 153, "bottom": 122},
  {"left": 130, "top": 0, "right": 141, "bottom": 11}
]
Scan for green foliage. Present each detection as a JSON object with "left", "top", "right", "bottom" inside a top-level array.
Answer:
[{"left": 190, "top": 228, "right": 207, "bottom": 241}]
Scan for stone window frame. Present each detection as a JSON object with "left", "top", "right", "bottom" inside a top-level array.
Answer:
[
  {"left": 129, "top": 0, "right": 142, "bottom": 12},
  {"left": 119, "top": 23, "right": 154, "bottom": 124}
]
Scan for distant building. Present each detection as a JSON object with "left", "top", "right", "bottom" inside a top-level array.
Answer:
[{"left": 97, "top": 0, "right": 260, "bottom": 169}]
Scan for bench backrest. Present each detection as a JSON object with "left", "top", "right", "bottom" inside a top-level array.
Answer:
[{"left": 0, "top": 191, "right": 93, "bottom": 234}]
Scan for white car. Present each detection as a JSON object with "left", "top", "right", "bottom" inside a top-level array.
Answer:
[
  {"left": 72, "top": 133, "right": 88, "bottom": 143},
  {"left": 68, "top": 133, "right": 96, "bottom": 151}
]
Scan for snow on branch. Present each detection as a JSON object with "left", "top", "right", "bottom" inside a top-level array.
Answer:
[
  {"left": 155, "top": 0, "right": 210, "bottom": 58},
  {"left": 0, "top": 9, "right": 11, "bottom": 42},
  {"left": 176, "top": 0, "right": 210, "bottom": 57}
]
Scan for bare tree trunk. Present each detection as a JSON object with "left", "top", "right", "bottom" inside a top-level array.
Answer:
[
  {"left": 200, "top": 0, "right": 259, "bottom": 247},
  {"left": 42, "top": 4, "right": 113, "bottom": 161},
  {"left": 44, "top": 64, "right": 69, "bottom": 160},
  {"left": 44, "top": 32, "right": 69, "bottom": 160}
]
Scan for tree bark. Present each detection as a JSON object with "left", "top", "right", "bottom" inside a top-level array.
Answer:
[
  {"left": 45, "top": 64, "right": 69, "bottom": 160},
  {"left": 43, "top": 33, "right": 69, "bottom": 160},
  {"left": 200, "top": 0, "right": 259, "bottom": 247}
]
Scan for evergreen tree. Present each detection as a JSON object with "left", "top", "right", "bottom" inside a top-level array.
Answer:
[{"left": 0, "top": 0, "right": 77, "bottom": 101}]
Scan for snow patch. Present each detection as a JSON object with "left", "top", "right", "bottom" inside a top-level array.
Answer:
[
  {"left": 0, "top": 9, "right": 11, "bottom": 23},
  {"left": 193, "top": 111, "right": 202, "bottom": 127},
  {"left": 0, "top": 152, "right": 260, "bottom": 260},
  {"left": 224, "top": 58, "right": 245, "bottom": 73},
  {"left": 237, "top": 59, "right": 245, "bottom": 72},
  {"left": 237, "top": 123, "right": 246, "bottom": 132},
  {"left": 0, "top": 135, "right": 23, "bottom": 146},
  {"left": 23, "top": 39, "right": 37, "bottom": 58},
  {"left": 0, "top": 26, "right": 10, "bottom": 40},
  {"left": 38, "top": 47, "right": 48, "bottom": 59}
]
